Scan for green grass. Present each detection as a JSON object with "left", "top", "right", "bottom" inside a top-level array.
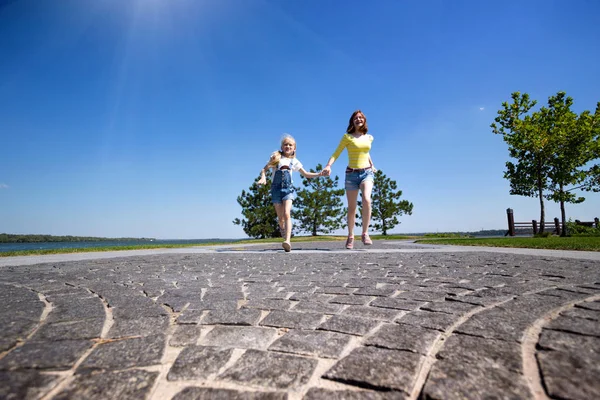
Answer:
[
  {"left": 416, "top": 236, "right": 600, "bottom": 251},
  {"left": 5, "top": 234, "right": 596, "bottom": 257},
  {"left": 0, "top": 234, "right": 420, "bottom": 257}
]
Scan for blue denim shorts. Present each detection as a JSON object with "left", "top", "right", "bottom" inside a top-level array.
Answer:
[
  {"left": 345, "top": 168, "right": 374, "bottom": 191},
  {"left": 271, "top": 186, "right": 296, "bottom": 204},
  {"left": 271, "top": 169, "right": 296, "bottom": 204}
]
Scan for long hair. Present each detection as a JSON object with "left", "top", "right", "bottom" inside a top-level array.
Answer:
[
  {"left": 267, "top": 134, "right": 296, "bottom": 166},
  {"left": 346, "top": 110, "right": 368, "bottom": 134}
]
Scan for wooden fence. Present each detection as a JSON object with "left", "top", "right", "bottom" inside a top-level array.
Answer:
[{"left": 505, "top": 208, "right": 599, "bottom": 236}]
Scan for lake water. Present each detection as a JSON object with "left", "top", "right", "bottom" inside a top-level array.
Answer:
[{"left": 0, "top": 239, "right": 239, "bottom": 253}]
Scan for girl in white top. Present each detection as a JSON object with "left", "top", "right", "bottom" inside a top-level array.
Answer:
[{"left": 258, "top": 134, "right": 321, "bottom": 252}]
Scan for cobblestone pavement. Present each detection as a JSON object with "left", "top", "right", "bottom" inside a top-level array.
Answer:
[{"left": 1, "top": 240, "right": 599, "bottom": 399}]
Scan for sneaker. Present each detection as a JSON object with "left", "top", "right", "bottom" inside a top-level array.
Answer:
[
  {"left": 361, "top": 233, "right": 373, "bottom": 245},
  {"left": 282, "top": 241, "right": 291, "bottom": 252},
  {"left": 345, "top": 236, "right": 354, "bottom": 250}
]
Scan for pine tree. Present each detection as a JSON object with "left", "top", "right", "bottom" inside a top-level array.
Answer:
[
  {"left": 357, "top": 170, "right": 413, "bottom": 235},
  {"left": 292, "top": 164, "right": 346, "bottom": 236},
  {"left": 233, "top": 176, "right": 280, "bottom": 239}
]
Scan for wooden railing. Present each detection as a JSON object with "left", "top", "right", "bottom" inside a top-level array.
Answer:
[{"left": 505, "top": 209, "right": 598, "bottom": 236}]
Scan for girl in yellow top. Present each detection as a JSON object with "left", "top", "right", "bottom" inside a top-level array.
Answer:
[{"left": 322, "top": 110, "right": 376, "bottom": 249}]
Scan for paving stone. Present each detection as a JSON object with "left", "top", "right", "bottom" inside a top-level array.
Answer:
[
  {"left": 111, "top": 300, "right": 168, "bottom": 320},
  {"left": 0, "top": 339, "right": 92, "bottom": 371},
  {"left": 243, "top": 299, "right": 293, "bottom": 311},
  {"left": 451, "top": 294, "right": 514, "bottom": 307},
  {"left": 108, "top": 315, "right": 169, "bottom": 338},
  {"left": 46, "top": 297, "right": 105, "bottom": 323},
  {"left": 53, "top": 369, "right": 158, "bottom": 400},
  {"left": 172, "top": 387, "right": 288, "bottom": 399},
  {"left": 436, "top": 333, "right": 523, "bottom": 373},
  {"left": 77, "top": 334, "right": 164, "bottom": 372},
  {"left": 341, "top": 305, "right": 403, "bottom": 321},
  {"left": 538, "top": 349, "right": 600, "bottom": 400},
  {"left": 32, "top": 318, "right": 104, "bottom": 341},
  {"left": 365, "top": 323, "right": 440, "bottom": 354},
  {"left": 454, "top": 307, "right": 535, "bottom": 342},
  {"left": 560, "top": 307, "right": 600, "bottom": 321},
  {"left": 0, "top": 370, "right": 61, "bottom": 400},
  {"left": 203, "top": 290, "right": 245, "bottom": 302},
  {"left": 2, "top": 248, "right": 600, "bottom": 399},
  {"left": 304, "top": 388, "right": 403, "bottom": 400},
  {"left": 370, "top": 297, "right": 427, "bottom": 311},
  {"left": 170, "top": 324, "right": 202, "bottom": 346},
  {"left": 201, "top": 308, "right": 262, "bottom": 326},
  {"left": 220, "top": 349, "right": 317, "bottom": 389},
  {"left": 168, "top": 345, "right": 234, "bottom": 380},
  {"left": 291, "top": 300, "right": 344, "bottom": 314},
  {"left": 396, "top": 291, "right": 446, "bottom": 302},
  {"left": 538, "top": 328, "right": 600, "bottom": 355},
  {"left": 200, "top": 326, "right": 277, "bottom": 350},
  {"left": 316, "top": 286, "right": 357, "bottom": 295},
  {"left": 259, "top": 310, "right": 324, "bottom": 330},
  {"left": 268, "top": 329, "right": 351, "bottom": 358},
  {"left": 397, "top": 310, "right": 458, "bottom": 331},
  {"left": 0, "top": 316, "right": 39, "bottom": 338},
  {"left": 187, "top": 299, "right": 240, "bottom": 311},
  {"left": 329, "top": 295, "right": 373, "bottom": 306},
  {"left": 422, "top": 358, "right": 531, "bottom": 400},
  {"left": 0, "top": 338, "right": 17, "bottom": 352},
  {"left": 318, "top": 314, "right": 379, "bottom": 336},
  {"left": 545, "top": 315, "right": 600, "bottom": 337},
  {"left": 576, "top": 300, "right": 600, "bottom": 311},
  {"left": 420, "top": 300, "right": 483, "bottom": 315},
  {"left": 324, "top": 347, "right": 421, "bottom": 393}
]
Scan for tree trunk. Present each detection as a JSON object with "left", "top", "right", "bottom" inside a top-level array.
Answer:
[
  {"left": 560, "top": 184, "right": 567, "bottom": 236},
  {"left": 537, "top": 162, "right": 545, "bottom": 233}
]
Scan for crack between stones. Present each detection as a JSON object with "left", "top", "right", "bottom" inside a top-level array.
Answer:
[
  {"left": 38, "top": 285, "right": 114, "bottom": 400},
  {"left": 0, "top": 284, "right": 53, "bottom": 360},
  {"left": 409, "top": 295, "right": 516, "bottom": 400},
  {"left": 521, "top": 293, "right": 600, "bottom": 400}
]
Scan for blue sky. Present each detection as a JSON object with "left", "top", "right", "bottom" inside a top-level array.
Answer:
[{"left": 1, "top": 0, "right": 599, "bottom": 239}]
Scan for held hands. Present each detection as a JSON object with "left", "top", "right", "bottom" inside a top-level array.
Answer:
[{"left": 321, "top": 166, "right": 332, "bottom": 177}]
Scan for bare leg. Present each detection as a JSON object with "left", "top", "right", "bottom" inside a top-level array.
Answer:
[
  {"left": 360, "top": 180, "right": 374, "bottom": 234},
  {"left": 274, "top": 203, "right": 285, "bottom": 235},
  {"left": 282, "top": 200, "right": 293, "bottom": 243},
  {"left": 346, "top": 189, "right": 359, "bottom": 237}
]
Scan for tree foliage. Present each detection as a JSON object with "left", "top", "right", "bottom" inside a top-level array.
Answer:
[
  {"left": 357, "top": 170, "right": 413, "bottom": 235},
  {"left": 542, "top": 93, "right": 600, "bottom": 235},
  {"left": 292, "top": 164, "right": 346, "bottom": 236},
  {"left": 492, "top": 91, "right": 599, "bottom": 234},
  {"left": 233, "top": 176, "right": 280, "bottom": 239},
  {"left": 491, "top": 92, "right": 552, "bottom": 231}
]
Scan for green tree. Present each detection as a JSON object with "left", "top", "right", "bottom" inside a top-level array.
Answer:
[
  {"left": 292, "top": 164, "right": 346, "bottom": 236},
  {"left": 491, "top": 92, "right": 553, "bottom": 232},
  {"left": 233, "top": 176, "right": 279, "bottom": 239},
  {"left": 542, "top": 93, "right": 600, "bottom": 235},
  {"left": 493, "top": 91, "right": 600, "bottom": 235},
  {"left": 357, "top": 170, "right": 413, "bottom": 235}
]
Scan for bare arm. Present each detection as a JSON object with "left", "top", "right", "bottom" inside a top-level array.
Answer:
[
  {"left": 322, "top": 157, "right": 336, "bottom": 177},
  {"left": 298, "top": 167, "right": 321, "bottom": 179},
  {"left": 257, "top": 163, "right": 271, "bottom": 185},
  {"left": 369, "top": 156, "right": 377, "bottom": 172}
]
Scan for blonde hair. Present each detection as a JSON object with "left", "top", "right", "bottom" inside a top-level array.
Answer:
[{"left": 267, "top": 134, "right": 296, "bottom": 166}]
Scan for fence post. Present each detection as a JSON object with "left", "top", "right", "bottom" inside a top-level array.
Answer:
[
  {"left": 506, "top": 208, "right": 515, "bottom": 236},
  {"left": 532, "top": 220, "right": 538, "bottom": 235},
  {"left": 595, "top": 217, "right": 599, "bottom": 228},
  {"left": 554, "top": 217, "right": 561, "bottom": 235}
]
